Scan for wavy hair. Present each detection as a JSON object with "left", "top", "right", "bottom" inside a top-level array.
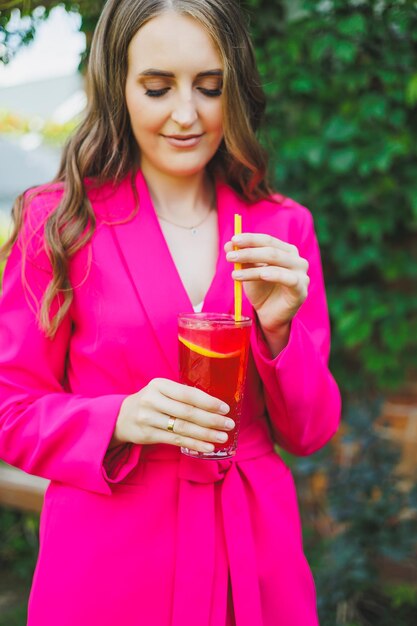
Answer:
[{"left": 1, "top": 0, "right": 274, "bottom": 337}]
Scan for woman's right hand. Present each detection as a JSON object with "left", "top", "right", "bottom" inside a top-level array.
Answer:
[{"left": 109, "top": 378, "right": 235, "bottom": 453}]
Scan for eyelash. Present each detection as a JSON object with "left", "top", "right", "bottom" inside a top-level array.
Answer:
[{"left": 145, "top": 87, "right": 223, "bottom": 98}]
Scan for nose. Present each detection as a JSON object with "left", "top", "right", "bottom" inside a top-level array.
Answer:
[{"left": 171, "top": 94, "right": 198, "bottom": 128}]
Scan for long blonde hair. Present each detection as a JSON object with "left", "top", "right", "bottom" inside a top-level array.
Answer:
[{"left": 1, "top": 0, "right": 273, "bottom": 337}]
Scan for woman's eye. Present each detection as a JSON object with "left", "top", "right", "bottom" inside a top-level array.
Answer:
[
  {"left": 145, "top": 88, "right": 170, "bottom": 97},
  {"left": 143, "top": 85, "right": 222, "bottom": 98},
  {"left": 198, "top": 87, "right": 223, "bottom": 98}
]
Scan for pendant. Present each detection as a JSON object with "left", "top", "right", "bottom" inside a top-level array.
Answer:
[{"left": 192, "top": 228, "right": 197, "bottom": 235}]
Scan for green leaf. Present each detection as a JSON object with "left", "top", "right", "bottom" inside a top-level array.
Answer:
[
  {"left": 340, "top": 188, "right": 366, "bottom": 209},
  {"left": 337, "top": 14, "right": 367, "bottom": 37},
  {"left": 407, "top": 186, "right": 417, "bottom": 217},
  {"left": 334, "top": 40, "right": 358, "bottom": 64},
  {"left": 329, "top": 148, "right": 356, "bottom": 173},
  {"left": 324, "top": 116, "right": 357, "bottom": 142},
  {"left": 310, "top": 33, "right": 334, "bottom": 62},
  {"left": 305, "top": 143, "right": 325, "bottom": 166},
  {"left": 337, "top": 310, "right": 372, "bottom": 347},
  {"left": 359, "top": 94, "right": 387, "bottom": 120},
  {"left": 406, "top": 73, "right": 417, "bottom": 106},
  {"left": 290, "top": 76, "right": 315, "bottom": 93},
  {"left": 381, "top": 321, "right": 410, "bottom": 351}
]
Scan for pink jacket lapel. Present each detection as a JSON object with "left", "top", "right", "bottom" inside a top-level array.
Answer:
[{"left": 104, "top": 170, "right": 252, "bottom": 377}]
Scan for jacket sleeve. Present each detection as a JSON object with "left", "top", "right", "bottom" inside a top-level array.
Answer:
[
  {"left": 250, "top": 206, "right": 341, "bottom": 456},
  {"left": 0, "top": 196, "right": 141, "bottom": 495}
]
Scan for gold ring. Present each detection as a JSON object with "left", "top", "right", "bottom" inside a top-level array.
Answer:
[{"left": 167, "top": 417, "right": 176, "bottom": 432}]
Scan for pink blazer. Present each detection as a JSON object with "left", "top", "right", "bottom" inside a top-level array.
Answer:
[{"left": 0, "top": 170, "right": 341, "bottom": 626}]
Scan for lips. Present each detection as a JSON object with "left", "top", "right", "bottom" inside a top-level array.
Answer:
[
  {"left": 165, "top": 134, "right": 203, "bottom": 140},
  {"left": 162, "top": 133, "right": 204, "bottom": 149}
]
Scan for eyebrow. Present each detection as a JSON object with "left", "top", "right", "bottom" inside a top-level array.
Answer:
[{"left": 138, "top": 69, "right": 223, "bottom": 78}]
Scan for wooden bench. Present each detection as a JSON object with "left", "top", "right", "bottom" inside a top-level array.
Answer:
[{"left": 0, "top": 464, "right": 48, "bottom": 514}]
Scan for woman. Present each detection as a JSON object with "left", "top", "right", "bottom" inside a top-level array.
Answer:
[{"left": 0, "top": 1, "right": 341, "bottom": 625}]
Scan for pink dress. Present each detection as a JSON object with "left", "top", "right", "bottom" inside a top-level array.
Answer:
[{"left": 0, "top": 170, "right": 341, "bottom": 626}]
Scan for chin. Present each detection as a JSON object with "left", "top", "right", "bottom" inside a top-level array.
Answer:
[{"left": 159, "top": 158, "right": 213, "bottom": 178}]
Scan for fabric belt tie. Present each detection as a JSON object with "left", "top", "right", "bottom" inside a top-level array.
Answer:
[{"left": 161, "top": 424, "right": 274, "bottom": 626}]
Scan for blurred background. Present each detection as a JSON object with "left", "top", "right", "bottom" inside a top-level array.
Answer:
[{"left": 0, "top": 1, "right": 416, "bottom": 624}]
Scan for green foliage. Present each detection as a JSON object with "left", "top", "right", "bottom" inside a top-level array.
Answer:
[
  {"left": 0, "top": 507, "right": 39, "bottom": 579},
  {"left": 292, "top": 400, "right": 417, "bottom": 625},
  {"left": 386, "top": 583, "right": 417, "bottom": 609},
  {"left": 248, "top": 0, "right": 417, "bottom": 392},
  {"left": 0, "top": 2, "right": 104, "bottom": 66},
  {"left": 0, "top": 604, "right": 28, "bottom": 626},
  {"left": 0, "top": 2, "right": 38, "bottom": 63}
]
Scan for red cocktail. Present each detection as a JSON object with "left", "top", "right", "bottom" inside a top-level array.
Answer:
[{"left": 178, "top": 313, "right": 252, "bottom": 459}]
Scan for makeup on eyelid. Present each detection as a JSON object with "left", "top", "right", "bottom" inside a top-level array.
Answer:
[
  {"left": 145, "top": 88, "right": 222, "bottom": 98},
  {"left": 140, "top": 76, "right": 223, "bottom": 98}
]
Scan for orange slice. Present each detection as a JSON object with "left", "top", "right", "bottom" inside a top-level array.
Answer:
[{"left": 178, "top": 335, "right": 241, "bottom": 359}]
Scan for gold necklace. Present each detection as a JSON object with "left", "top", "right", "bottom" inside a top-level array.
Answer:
[{"left": 156, "top": 207, "right": 213, "bottom": 235}]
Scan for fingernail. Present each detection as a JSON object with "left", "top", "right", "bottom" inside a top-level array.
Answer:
[
  {"left": 232, "top": 235, "right": 243, "bottom": 243},
  {"left": 216, "top": 432, "right": 228, "bottom": 443},
  {"left": 227, "top": 251, "right": 238, "bottom": 260},
  {"left": 204, "top": 443, "right": 215, "bottom": 452},
  {"left": 220, "top": 403, "right": 230, "bottom": 414},
  {"left": 225, "top": 418, "right": 235, "bottom": 429}
]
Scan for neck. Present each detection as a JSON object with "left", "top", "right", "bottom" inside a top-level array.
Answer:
[{"left": 140, "top": 162, "right": 214, "bottom": 220}]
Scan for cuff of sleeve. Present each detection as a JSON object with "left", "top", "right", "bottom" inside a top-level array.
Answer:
[
  {"left": 251, "top": 314, "right": 320, "bottom": 396},
  {"left": 251, "top": 314, "right": 341, "bottom": 455},
  {"left": 101, "top": 395, "right": 142, "bottom": 489},
  {"left": 102, "top": 442, "right": 142, "bottom": 484},
  {"left": 96, "top": 394, "right": 141, "bottom": 492},
  {"left": 250, "top": 316, "right": 292, "bottom": 377}
]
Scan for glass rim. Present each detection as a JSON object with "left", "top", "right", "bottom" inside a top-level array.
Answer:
[{"left": 178, "top": 312, "right": 252, "bottom": 327}]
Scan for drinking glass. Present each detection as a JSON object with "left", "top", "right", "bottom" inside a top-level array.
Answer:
[{"left": 178, "top": 313, "right": 252, "bottom": 459}]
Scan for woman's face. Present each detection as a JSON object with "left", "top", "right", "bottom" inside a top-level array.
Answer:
[{"left": 125, "top": 12, "right": 224, "bottom": 180}]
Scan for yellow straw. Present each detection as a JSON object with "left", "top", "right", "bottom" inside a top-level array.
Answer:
[{"left": 234, "top": 213, "right": 242, "bottom": 322}]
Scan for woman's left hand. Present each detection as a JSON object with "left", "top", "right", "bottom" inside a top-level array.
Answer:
[{"left": 225, "top": 233, "right": 310, "bottom": 336}]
